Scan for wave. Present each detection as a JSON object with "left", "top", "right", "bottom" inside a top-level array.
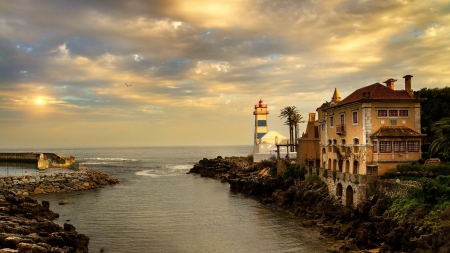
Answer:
[
  {"left": 164, "top": 165, "right": 191, "bottom": 170},
  {"left": 135, "top": 170, "right": 160, "bottom": 178},
  {"left": 135, "top": 164, "right": 191, "bottom": 177}
]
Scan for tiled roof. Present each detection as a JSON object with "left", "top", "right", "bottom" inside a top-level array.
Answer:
[
  {"left": 371, "top": 126, "right": 426, "bottom": 138},
  {"left": 335, "top": 83, "right": 414, "bottom": 108}
]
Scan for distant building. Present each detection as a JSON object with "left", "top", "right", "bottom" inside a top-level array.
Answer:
[
  {"left": 252, "top": 99, "right": 290, "bottom": 162},
  {"left": 317, "top": 75, "right": 425, "bottom": 175},
  {"left": 254, "top": 99, "right": 269, "bottom": 146},
  {"left": 297, "top": 113, "right": 320, "bottom": 168}
]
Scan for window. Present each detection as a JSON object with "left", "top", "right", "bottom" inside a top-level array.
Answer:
[
  {"left": 379, "top": 141, "right": 392, "bottom": 153},
  {"left": 389, "top": 110, "right": 398, "bottom": 117},
  {"left": 352, "top": 111, "right": 358, "bottom": 124},
  {"left": 321, "top": 123, "right": 325, "bottom": 131},
  {"left": 390, "top": 119, "right": 397, "bottom": 125},
  {"left": 257, "top": 120, "right": 267, "bottom": 126},
  {"left": 399, "top": 110, "right": 409, "bottom": 117},
  {"left": 407, "top": 141, "right": 419, "bottom": 152},
  {"left": 394, "top": 141, "right": 405, "bottom": 152},
  {"left": 378, "top": 110, "right": 387, "bottom": 118},
  {"left": 373, "top": 141, "right": 378, "bottom": 152},
  {"left": 340, "top": 113, "right": 345, "bottom": 126},
  {"left": 330, "top": 115, "right": 334, "bottom": 127}
]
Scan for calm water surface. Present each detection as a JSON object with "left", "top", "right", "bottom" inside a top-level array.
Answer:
[{"left": 1, "top": 146, "right": 332, "bottom": 252}]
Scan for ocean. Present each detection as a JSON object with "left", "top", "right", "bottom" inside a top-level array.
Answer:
[{"left": 1, "top": 146, "right": 331, "bottom": 252}]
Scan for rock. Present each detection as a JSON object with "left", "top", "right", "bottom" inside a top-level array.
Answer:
[
  {"left": 34, "top": 188, "right": 44, "bottom": 195},
  {"left": 58, "top": 200, "right": 70, "bottom": 205}
]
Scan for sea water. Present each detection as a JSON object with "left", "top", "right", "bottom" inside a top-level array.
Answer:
[{"left": 1, "top": 146, "right": 332, "bottom": 252}]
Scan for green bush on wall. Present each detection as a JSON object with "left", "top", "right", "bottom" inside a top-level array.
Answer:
[{"left": 283, "top": 165, "right": 306, "bottom": 179}]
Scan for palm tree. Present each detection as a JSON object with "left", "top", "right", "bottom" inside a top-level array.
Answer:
[
  {"left": 430, "top": 117, "right": 450, "bottom": 157},
  {"left": 279, "top": 106, "right": 300, "bottom": 152}
]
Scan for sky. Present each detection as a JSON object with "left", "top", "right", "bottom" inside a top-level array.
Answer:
[{"left": 0, "top": 0, "right": 449, "bottom": 148}]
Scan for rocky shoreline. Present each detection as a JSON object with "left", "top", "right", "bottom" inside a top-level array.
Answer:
[
  {"left": 0, "top": 168, "right": 119, "bottom": 252},
  {"left": 188, "top": 156, "right": 450, "bottom": 253}
]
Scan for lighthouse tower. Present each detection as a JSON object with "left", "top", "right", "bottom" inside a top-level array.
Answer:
[{"left": 254, "top": 99, "right": 269, "bottom": 146}]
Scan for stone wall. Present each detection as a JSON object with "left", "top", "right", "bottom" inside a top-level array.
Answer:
[
  {"left": 373, "top": 179, "right": 421, "bottom": 199},
  {"left": 306, "top": 168, "right": 421, "bottom": 206},
  {"left": 0, "top": 167, "right": 119, "bottom": 197},
  {"left": 304, "top": 169, "right": 375, "bottom": 207}
]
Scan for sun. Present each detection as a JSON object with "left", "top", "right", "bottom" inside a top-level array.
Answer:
[{"left": 35, "top": 97, "right": 45, "bottom": 105}]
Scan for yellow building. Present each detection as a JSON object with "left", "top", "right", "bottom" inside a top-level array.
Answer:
[
  {"left": 317, "top": 75, "right": 425, "bottom": 175},
  {"left": 297, "top": 113, "right": 320, "bottom": 167}
]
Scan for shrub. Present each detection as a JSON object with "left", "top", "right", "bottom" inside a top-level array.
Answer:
[
  {"left": 283, "top": 165, "right": 306, "bottom": 179},
  {"left": 306, "top": 174, "right": 322, "bottom": 184},
  {"left": 257, "top": 155, "right": 277, "bottom": 170},
  {"left": 246, "top": 154, "right": 253, "bottom": 164},
  {"left": 257, "top": 155, "right": 277, "bottom": 177}
]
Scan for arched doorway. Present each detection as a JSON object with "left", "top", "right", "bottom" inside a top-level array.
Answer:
[
  {"left": 333, "top": 159, "right": 337, "bottom": 171},
  {"left": 336, "top": 183, "right": 343, "bottom": 197},
  {"left": 346, "top": 186, "right": 354, "bottom": 207},
  {"left": 345, "top": 160, "right": 350, "bottom": 173},
  {"left": 328, "top": 158, "right": 332, "bottom": 170}
]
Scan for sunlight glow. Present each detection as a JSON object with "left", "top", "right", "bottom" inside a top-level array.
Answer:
[{"left": 35, "top": 97, "right": 45, "bottom": 105}]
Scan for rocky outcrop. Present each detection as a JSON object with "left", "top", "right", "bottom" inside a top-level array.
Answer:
[
  {"left": 189, "top": 157, "right": 450, "bottom": 253},
  {"left": 0, "top": 167, "right": 119, "bottom": 197},
  {"left": 0, "top": 193, "right": 89, "bottom": 253},
  {"left": 188, "top": 156, "right": 257, "bottom": 182}
]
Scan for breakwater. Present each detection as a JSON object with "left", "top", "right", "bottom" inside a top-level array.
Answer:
[
  {"left": 0, "top": 167, "right": 119, "bottom": 196},
  {"left": 0, "top": 167, "right": 119, "bottom": 253},
  {"left": 189, "top": 156, "right": 450, "bottom": 253},
  {"left": 0, "top": 194, "right": 89, "bottom": 252}
]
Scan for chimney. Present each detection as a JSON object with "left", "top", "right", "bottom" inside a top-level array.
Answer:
[
  {"left": 403, "top": 75, "right": 413, "bottom": 95},
  {"left": 309, "top": 112, "right": 316, "bottom": 122},
  {"left": 383, "top": 78, "right": 397, "bottom": 90}
]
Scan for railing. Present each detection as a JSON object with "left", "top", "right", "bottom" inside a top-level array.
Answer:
[
  {"left": 336, "top": 124, "right": 345, "bottom": 135},
  {"left": 255, "top": 104, "right": 268, "bottom": 108}
]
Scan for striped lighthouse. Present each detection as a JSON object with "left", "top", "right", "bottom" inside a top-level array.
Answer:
[{"left": 253, "top": 99, "right": 269, "bottom": 146}]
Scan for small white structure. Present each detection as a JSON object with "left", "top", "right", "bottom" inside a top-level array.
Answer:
[{"left": 253, "top": 131, "right": 294, "bottom": 162}]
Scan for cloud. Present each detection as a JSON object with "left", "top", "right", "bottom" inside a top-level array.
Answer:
[{"left": 0, "top": 0, "right": 449, "bottom": 147}]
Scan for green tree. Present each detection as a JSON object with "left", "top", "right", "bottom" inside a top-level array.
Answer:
[
  {"left": 430, "top": 117, "right": 450, "bottom": 157},
  {"left": 279, "top": 106, "right": 296, "bottom": 150},
  {"left": 415, "top": 87, "right": 450, "bottom": 147}
]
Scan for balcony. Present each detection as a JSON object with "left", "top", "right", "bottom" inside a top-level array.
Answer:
[{"left": 336, "top": 124, "right": 346, "bottom": 135}]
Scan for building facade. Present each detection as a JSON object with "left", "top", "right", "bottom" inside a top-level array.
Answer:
[
  {"left": 317, "top": 75, "right": 425, "bottom": 175},
  {"left": 297, "top": 113, "right": 320, "bottom": 167}
]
